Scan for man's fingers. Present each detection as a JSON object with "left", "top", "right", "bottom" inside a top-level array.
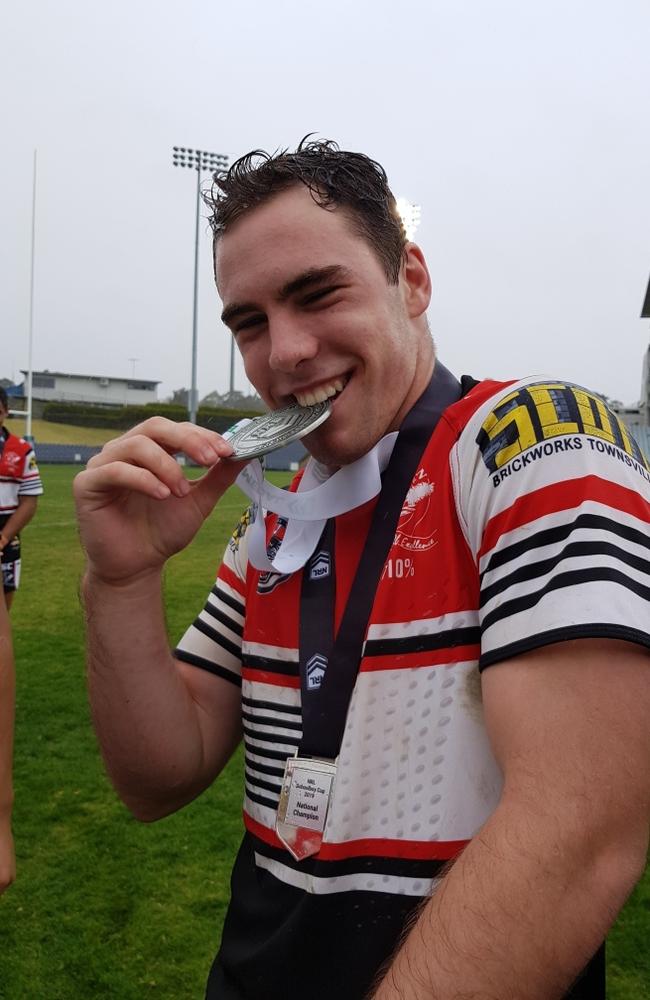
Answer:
[
  {"left": 86, "top": 435, "right": 194, "bottom": 498},
  {"left": 75, "top": 461, "right": 175, "bottom": 504},
  {"left": 118, "top": 418, "right": 234, "bottom": 467},
  {"left": 189, "top": 458, "right": 248, "bottom": 519}
]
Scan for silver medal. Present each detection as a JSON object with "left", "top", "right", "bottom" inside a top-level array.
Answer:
[{"left": 226, "top": 401, "right": 331, "bottom": 460}]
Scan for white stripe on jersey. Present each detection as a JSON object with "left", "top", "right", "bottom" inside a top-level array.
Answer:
[{"left": 253, "top": 851, "right": 442, "bottom": 897}]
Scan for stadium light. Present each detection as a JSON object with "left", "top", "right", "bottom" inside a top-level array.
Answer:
[
  {"left": 173, "top": 146, "right": 229, "bottom": 423},
  {"left": 395, "top": 197, "right": 422, "bottom": 241}
]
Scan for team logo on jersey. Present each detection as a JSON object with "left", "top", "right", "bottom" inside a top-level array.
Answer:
[
  {"left": 306, "top": 653, "right": 327, "bottom": 690},
  {"left": 28, "top": 454, "right": 38, "bottom": 471},
  {"left": 4, "top": 451, "right": 21, "bottom": 474},
  {"left": 476, "top": 382, "right": 650, "bottom": 476},
  {"left": 394, "top": 468, "right": 437, "bottom": 552},
  {"left": 309, "top": 550, "right": 331, "bottom": 580},
  {"left": 257, "top": 517, "right": 292, "bottom": 594}
]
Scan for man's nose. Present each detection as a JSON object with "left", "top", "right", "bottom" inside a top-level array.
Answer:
[{"left": 268, "top": 318, "right": 319, "bottom": 372}]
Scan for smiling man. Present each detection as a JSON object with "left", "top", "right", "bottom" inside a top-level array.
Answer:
[{"left": 74, "top": 139, "right": 650, "bottom": 1000}]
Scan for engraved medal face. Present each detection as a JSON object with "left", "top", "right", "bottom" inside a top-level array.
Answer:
[{"left": 227, "top": 401, "right": 331, "bottom": 460}]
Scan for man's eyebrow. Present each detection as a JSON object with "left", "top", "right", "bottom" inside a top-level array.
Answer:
[
  {"left": 220, "top": 265, "right": 352, "bottom": 328},
  {"left": 221, "top": 301, "right": 258, "bottom": 328},
  {"left": 278, "top": 265, "right": 352, "bottom": 300}
]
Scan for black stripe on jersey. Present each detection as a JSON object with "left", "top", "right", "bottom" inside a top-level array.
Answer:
[
  {"left": 481, "top": 567, "right": 650, "bottom": 634},
  {"left": 212, "top": 583, "right": 244, "bottom": 617},
  {"left": 174, "top": 649, "right": 242, "bottom": 686},
  {"left": 203, "top": 601, "right": 244, "bottom": 638},
  {"left": 242, "top": 708, "right": 303, "bottom": 732},
  {"left": 481, "top": 540, "right": 650, "bottom": 608},
  {"left": 244, "top": 744, "right": 297, "bottom": 763},
  {"left": 242, "top": 694, "right": 302, "bottom": 716},
  {"left": 192, "top": 617, "right": 241, "bottom": 660},
  {"left": 245, "top": 769, "right": 282, "bottom": 797},
  {"left": 242, "top": 653, "right": 299, "bottom": 677},
  {"left": 481, "top": 513, "right": 650, "bottom": 577},
  {"left": 246, "top": 787, "right": 282, "bottom": 811},
  {"left": 364, "top": 626, "right": 480, "bottom": 658},
  {"left": 251, "top": 836, "right": 449, "bottom": 881},
  {"left": 244, "top": 755, "right": 286, "bottom": 779},
  {"left": 243, "top": 723, "right": 301, "bottom": 749},
  {"left": 480, "top": 622, "right": 650, "bottom": 671}
]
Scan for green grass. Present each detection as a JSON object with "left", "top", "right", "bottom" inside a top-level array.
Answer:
[
  {"left": 0, "top": 466, "right": 647, "bottom": 998},
  {"left": 6, "top": 418, "right": 118, "bottom": 446}
]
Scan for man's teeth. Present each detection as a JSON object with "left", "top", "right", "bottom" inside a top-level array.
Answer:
[{"left": 294, "top": 379, "right": 345, "bottom": 407}]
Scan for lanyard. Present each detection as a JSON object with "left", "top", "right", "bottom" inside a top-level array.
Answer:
[{"left": 298, "top": 364, "right": 463, "bottom": 759}]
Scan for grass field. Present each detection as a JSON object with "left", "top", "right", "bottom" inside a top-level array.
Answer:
[
  {"left": 0, "top": 466, "right": 647, "bottom": 998},
  {"left": 7, "top": 418, "right": 118, "bottom": 447}
]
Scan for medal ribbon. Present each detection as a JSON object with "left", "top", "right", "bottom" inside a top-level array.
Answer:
[
  {"left": 236, "top": 434, "right": 398, "bottom": 574},
  {"left": 298, "top": 363, "right": 464, "bottom": 760}
]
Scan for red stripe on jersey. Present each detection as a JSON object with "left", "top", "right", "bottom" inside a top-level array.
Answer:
[
  {"left": 244, "top": 811, "right": 286, "bottom": 849},
  {"left": 242, "top": 668, "right": 301, "bottom": 689},
  {"left": 479, "top": 475, "right": 650, "bottom": 562},
  {"left": 218, "top": 561, "right": 246, "bottom": 598},
  {"left": 319, "top": 836, "right": 468, "bottom": 862},
  {"left": 360, "top": 644, "right": 480, "bottom": 672},
  {"left": 244, "top": 811, "right": 468, "bottom": 861}
]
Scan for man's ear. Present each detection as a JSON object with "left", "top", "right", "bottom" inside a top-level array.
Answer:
[{"left": 401, "top": 244, "right": 432, "bottom": 318}]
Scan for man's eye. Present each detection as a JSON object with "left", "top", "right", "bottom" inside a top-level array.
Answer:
[
  {"left": 304, "top": 286, "right": 341, "bottom": 305},
  {"left": 234, "top": 316, "right": 265, "bottom": 334}
]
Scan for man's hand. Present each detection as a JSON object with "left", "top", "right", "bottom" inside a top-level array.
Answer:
[
  {"left": 0, "top": 815, "right": 15, "bottom": 895},
  {"left": 74, "top": 418, "right": 244, "bottom": 584}
]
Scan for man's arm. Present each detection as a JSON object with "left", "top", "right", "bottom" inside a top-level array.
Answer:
[
  {"left": 74, "top": 418, "right": 245, "bottom": 821},
  {"left": 0, "top": 496, "right": 38, "bottom": 548},
  {"left": 0, "top": 597, "right": 16, "bottom": 894},
  {"left": 372, "top": 638, "right": 650, "bottom": 1000}
]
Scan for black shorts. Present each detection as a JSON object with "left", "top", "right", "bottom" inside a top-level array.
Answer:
[{"left": 1, "top": 536, "right": 21, "bottom": 593}]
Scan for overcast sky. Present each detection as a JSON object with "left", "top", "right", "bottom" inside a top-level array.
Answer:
[{"left": 2, "top": 0, "right": 649, "bottom": 406}]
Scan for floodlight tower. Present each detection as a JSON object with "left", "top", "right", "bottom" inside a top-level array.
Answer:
[
  {"left": 173, "top": 146, "right": 228, "bottom": 423},
  {"left": 395, "top": 197, "right": 422, "bottom": 241}
]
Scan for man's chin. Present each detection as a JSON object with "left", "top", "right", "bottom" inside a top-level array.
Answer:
[{"left": 304, "top": 427, "right": 376, "bottom": 470}]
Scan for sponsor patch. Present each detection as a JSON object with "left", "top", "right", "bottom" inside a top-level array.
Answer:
[
  {"left": 229, "top": 504, "right": 255, "bottom": 553},
  {"left": 477, "top": 382, "right": 649, "bottom": 479}
]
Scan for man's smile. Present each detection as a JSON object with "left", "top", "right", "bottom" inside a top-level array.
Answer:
[{"left": 290, "top": 374, "right": 350, "bottom": 407}]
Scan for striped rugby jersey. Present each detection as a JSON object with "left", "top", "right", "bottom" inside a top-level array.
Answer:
[
  {"left": 0, "top": 428, "right": 43, "bottom": 520},
  {"left": 176, "top": 376, "right": 650, "bottom": 1000}
]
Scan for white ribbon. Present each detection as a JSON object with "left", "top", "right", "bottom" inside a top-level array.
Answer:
[{"left": 235, "top": 433, "right": 398, "bottom": 573}]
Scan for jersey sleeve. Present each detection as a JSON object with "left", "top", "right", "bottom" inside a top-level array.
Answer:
[
  {"left": 174, "top": 505, "right": 254, "bottom": 686},
  {"left": 18, "top": 447, "right": 43, "bottom": 496},
  {"left": 450, "top": 378, "right": 650, "bottom": 670}
]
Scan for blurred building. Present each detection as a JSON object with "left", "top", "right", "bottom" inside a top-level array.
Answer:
[{"left": 14, "top": 369, "right": 160, "bottom": 408}]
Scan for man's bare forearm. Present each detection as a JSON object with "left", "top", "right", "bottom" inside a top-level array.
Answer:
[
  {"left": 372, "top": 796, "right": 645, "bottom": 1000},
  {"left": 0, "top": 497, "right": 38, "bottom": 544},
  {"left": 83, "top": 569, "right": 219, "bottom": 818}
]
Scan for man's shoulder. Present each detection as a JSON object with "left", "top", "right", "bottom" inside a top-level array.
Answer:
[{"left": 3, "top": 430, "right": 33, "bottom": 453}]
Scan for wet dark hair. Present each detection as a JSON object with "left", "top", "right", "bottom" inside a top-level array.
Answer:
[{"left": 204, "top": 136, "right": 407, "bottom": 284}]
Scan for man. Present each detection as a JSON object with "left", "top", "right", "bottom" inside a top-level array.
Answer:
[
  {"left": 74, "top": 139, "right": 650, "bottom": 999},
  {"left": 0, "top": 387, "right": 43, "bottom": 612}
]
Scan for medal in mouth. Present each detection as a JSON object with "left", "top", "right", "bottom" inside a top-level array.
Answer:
[{"left": 226, "top": 400, "right": 332, "bottom": 460}]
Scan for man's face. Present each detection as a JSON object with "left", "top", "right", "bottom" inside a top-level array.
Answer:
[{"left": 215, "top": 186, "right": 432, "bottom": 467}]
